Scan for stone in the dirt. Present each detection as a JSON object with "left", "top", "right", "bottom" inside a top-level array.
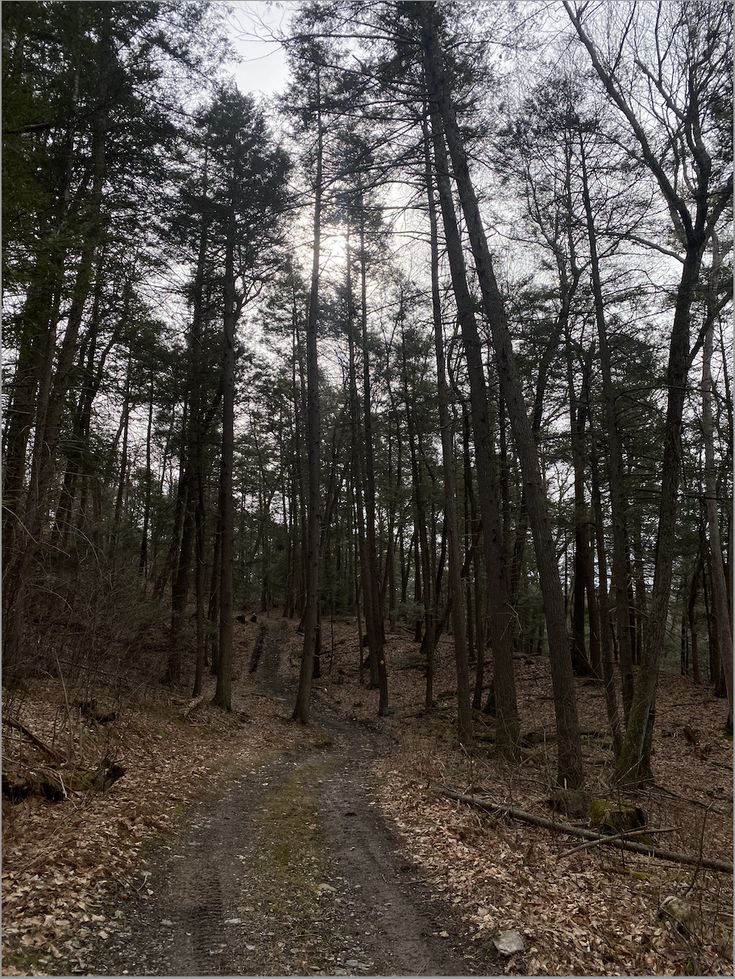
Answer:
[
  {"left": 161, "top": 920, "right": 173, "bottom": 927},
  {"left": 224, "top": 918, "right": 242, "bottom": 925},
  {"left": 492, "top": 930, "right": 525, "bottom": 956},
  {"left": 316, "top": 883, "right": 336, "bottom": 894}
]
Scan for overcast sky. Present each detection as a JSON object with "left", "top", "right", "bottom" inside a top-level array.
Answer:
[{"left": 227, "top": 1, "right": 294, "bottom": 97}]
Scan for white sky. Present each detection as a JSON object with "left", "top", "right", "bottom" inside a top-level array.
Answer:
[{"left": 226, "top": 1, "right": 294, "bottom": 97}]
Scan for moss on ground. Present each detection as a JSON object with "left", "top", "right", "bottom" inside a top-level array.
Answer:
[
  {"left": 259, "top": 762, "right": 331, "bottom": 900},
  {"left": 5, "top": 948, "right": 73, "bottom": 976}
]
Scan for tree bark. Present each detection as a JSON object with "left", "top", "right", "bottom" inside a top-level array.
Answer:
[
  {"left": 213, "top": 199, "right": 237, "bottom": 710},
  {"left": 701, "top": 289, "right": 733, "bottom": 729},
  {"left": 293, "top": 69, "right": 323, "bottom": 723},
  {"left": 425, "top": 111, "right": 515, "bottom": 753},
  {"left": 421, "top": 4, "right": 580, "bottom": 783},
  {"left": 579, "top": 135, "right": 634, "bottom": 713},
  {"left": 358, "top": 189, "right": 388, "bottom": 715}
]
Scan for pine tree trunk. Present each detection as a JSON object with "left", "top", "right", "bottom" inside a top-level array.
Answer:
[
  {"left": 213, "top": 201, "right": 237, "bottom": 711},
  {"left": 358, "top": 192, "right": 388, "bottom": 715},
  {"left": 424, "top": 28, "right": 556, "bottom": 764},
  {"left": 192, "top": 472, "right": 206, "bottom": 697},
  {"left": 139, "top": 376, "right": 155, "bottom": 576},
  {"left": 400, "top": 325, "right": 435, "bottom": 707},
  {"left": 345, "top": 232, "right": 380, "bottom": 690},
  {"left": 589, "top": 413, "right": 623, "bottom": 759},
  {"left": 616, "top": 246, "right": 710, "bottom": 783},
  {"left": 293, "top": 72, "right": 323, "bottom": 723},
  {"left": 701, "top": 294, "right": 733, "bottom": 729},
  {"left": 426, "top": 225, "right": 473, "bottom": 749},
  {"left": 579, "top": 138, "right": 634, "bottom": 714}
]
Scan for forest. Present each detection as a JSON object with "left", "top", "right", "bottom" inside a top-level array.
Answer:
[{"left": 2, "top": 1, "right": 733, "bottom": 976}]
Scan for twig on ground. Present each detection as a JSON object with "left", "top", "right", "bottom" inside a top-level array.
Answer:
[{"left": 559, "top": 825, "right": 676, "bottom": 860}]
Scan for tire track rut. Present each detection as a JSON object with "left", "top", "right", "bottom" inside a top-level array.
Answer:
[{"left": 91, "top": 621, "right": 493, "bottom": 976}]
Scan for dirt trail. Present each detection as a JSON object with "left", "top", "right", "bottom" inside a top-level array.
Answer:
[{"left": 91, "top": 622, "right": 493, "bottom": 976}]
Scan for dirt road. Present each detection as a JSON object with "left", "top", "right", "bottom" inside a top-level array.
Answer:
[{"left": 92, "top": 624, "right": 493, "bottom": 976}]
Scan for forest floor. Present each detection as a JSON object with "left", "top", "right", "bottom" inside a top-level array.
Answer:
[{"left": 2, "top": 612, "right": 733, "bottom": 976}]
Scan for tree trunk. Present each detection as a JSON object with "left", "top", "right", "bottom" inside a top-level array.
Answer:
[
  {"left": 358, "top": 189, "right": 388, "bottom": 715},
  {"left": 213, "top": 199, "right": 237, "bottom": 710},
  {"left": 400, "top": 316, "right": 435, "bottom": 710},
  {"left": 701, "top": 287, "right": 733, "bottom": 729},
  {"left": 426, "top": 108, "right": 516, "bottom": 754},
  {"left": 139, "top": 375, "right": 155, "bottom": 576},
  {"left": 579, "top": 137, "right": 634, "bottom": 713},
  {"left": 293, "top": 70, "right": 323, "bottom": 724},
  {"left": 422, "top": 6, "right": 579, "bottom": 782},
  {"left": 589, "top": 411, "right": 623, "bottom": 759}
]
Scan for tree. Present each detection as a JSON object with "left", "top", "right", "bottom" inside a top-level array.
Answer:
[
  {"left": 420, "top": 1, "right": 583, "bottom": 786},
  {"left": 290, "top": 37, "right": 326, "bottom": 723},
  {"left": 566, "top": 0, "right": 733, "bottom": 784}
]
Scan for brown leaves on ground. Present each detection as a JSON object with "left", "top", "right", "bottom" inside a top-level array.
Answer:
[
  {"left": 2, "top": 619, "right": 322, "bottom": 976},
  {"left": 3, "top": 616, "right": 732, "bottom": 976},
  {"left": 318, "top": 621, "right": 734, "bottom": 976}
]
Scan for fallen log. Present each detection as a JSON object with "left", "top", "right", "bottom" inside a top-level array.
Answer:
[
  {"left": 559, "top": 825, "right": 676, "bottom": 860},
  {"left": 3, "top": 759, "right": 125, "bottom": 803},
  {"left": 3, "top": 717, "right": 65, "bottom": 762},
  {"left": 436, "top": 786, "right": 733, "bottom": 874}
]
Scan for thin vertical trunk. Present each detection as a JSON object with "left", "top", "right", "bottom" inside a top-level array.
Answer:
[
  {"left": 169, "top": 144, "right": 210, "bottom": 687},
  {"left": 421, "top": 4, "right": 579, "bottom": 782},
  {"left": 345, "top": 231, "right": 380, "bottom": 689},
  {"left": 701, "top": 279, "right": 733, "bottom": 728},
  {"left": 579, "top": 136, "right": 634, "bottom": 714},
  {"left": 423, "top": 114, "right": 473, "bottom": 748},
  {"left": 589, "top": 414, "right": 623, "bottom": 759},
  {"left": 461, "top": 405, "right": 475, "bottom": 667},
  {"left": 139, "top": 375, "right": 155, "bottom": 576},
  {"left": 192, "top": 471, "right": 207, "bottom": 697},
  {"left": 154, "top": 400, "right": 188, "bottom": 599},
  {"left": 208, "top": 502, "right": 222, "bottom": 676},
  {"left": 680, "top": 603, "right": 688, "bottom": 676},
  {"left": 631, "top": 510, "right": 647, "bottom": 667},
  {"left": 425, "top": 101, "right": 519, "bottom": 754},
  {"left": 413, "top": 531, "right": 424, "bottom": 645},
  {"left": 400, "top": 314, "right": 435, "bottom": 709},
  {"left": 563, "top": 316, "right": 593, "bottom": 678},
  {"left": 213, "top": 197, "right": 237, "bottom": 710},
  {"left": 293, "top": 70, "right": 323, "bottom": 723},
  {"left": 358, "top": 190, "right": 388, "bottom": 715},
  {"left": 110, "top": 349, "right": 133, "bottom": 558},
  {"left": 472, "top": 538, "right": 486, "bottom": 711},
  {"left": 688, "top": 555, "right": 701, "bottom": 685},
  {"left": 427, "top": 252, "right": 473, "bottom": 749}
]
